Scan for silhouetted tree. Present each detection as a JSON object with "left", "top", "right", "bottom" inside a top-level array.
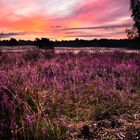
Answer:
[
  {"left": 126, "top": 27, "right": 138, "bottom": 39},
  {"left": 34, "top": 38, "right": 54, "bottom": 49},
  {"left": 8, "top": 38, "right": 19, "bottom": 46},
  {"left": 130, "top": 0, "right": 140, "bottom": 38}
]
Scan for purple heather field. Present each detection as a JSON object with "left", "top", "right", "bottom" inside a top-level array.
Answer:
[{"left": 0, "top": 48, "right": 140, "bottom": 139}]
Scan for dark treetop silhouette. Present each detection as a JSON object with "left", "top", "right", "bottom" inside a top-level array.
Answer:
[
  {"left": 131, "top": 0, "right": 140, "bottom": 37},
  {"left": 127, "top": 0, "right": 140, "bottom": 38}
]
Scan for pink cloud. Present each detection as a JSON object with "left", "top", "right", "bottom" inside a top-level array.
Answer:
[{"left": 0, "top": 0, "right": 133, "bottom": 40}]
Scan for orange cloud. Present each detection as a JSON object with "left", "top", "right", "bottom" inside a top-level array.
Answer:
[{"left": 0, "top": 0, "right": 133, "bottom": 40}]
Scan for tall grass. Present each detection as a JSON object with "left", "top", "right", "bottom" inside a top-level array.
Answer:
[{"left": 0, "top": 50, "right": 140, "bottom": 139}]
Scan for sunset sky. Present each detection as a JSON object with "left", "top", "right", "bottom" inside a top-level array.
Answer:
[{"left": 0, "top": 0, "right": 133, "bottom": 40}]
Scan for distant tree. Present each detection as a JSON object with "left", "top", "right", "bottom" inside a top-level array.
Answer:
[
  {"left": 126, "top": 27, "right": 138, "bottom": 39},
  {"left": 75, "top": 38, "right": 80, "bottom": 41},
  {"left": 8, "top": 38, "right": 19, "bottom": 46},
  {"left": 128, "top": 0, "right": 140, "bottom": 38},
  {"left": 34, "top": 38, "right": 54, "bottom": 49}
]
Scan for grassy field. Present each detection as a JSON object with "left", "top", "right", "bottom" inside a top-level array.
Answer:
[{"left": 0, "top": 50, "right": 140, "bottom": 139}]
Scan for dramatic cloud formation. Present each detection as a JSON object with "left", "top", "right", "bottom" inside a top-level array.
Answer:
[
  {"left": 0, "top": 0, "right": 133, "bottom": 40},
  {"left": 62, "top": 24, "right": 132, "bottom": 30},
  {"left": 0, "top": 32, "right": 26, "bottom": 38}
]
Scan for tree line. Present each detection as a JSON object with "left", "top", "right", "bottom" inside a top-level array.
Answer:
[{"left": 0, "top": 38, "right": 139, "bottom": 49}]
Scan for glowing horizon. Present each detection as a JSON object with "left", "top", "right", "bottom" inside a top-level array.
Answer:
[{"left": 0, "top": 0, "right": 133, "bottom": 40}]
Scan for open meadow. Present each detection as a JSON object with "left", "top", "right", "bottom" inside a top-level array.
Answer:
[{"left": 0, "top": 49, "right": 140, "bottom": 139}]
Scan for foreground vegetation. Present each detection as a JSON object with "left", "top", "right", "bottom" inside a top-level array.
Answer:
[{"left": 0, "top": 50, "right": 140, "bottom": 139}]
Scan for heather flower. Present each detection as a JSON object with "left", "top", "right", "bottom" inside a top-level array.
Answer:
[
  {"left": 0, "top": 50, "right": 140, "bottom": 139},
  {"left": 25, "top": 115, "right": 36, "bottom": 127}
]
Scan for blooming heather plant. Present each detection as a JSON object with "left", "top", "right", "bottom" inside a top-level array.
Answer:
[{"left": 0, "top": 50, "right": 140, "bottom": 139}]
